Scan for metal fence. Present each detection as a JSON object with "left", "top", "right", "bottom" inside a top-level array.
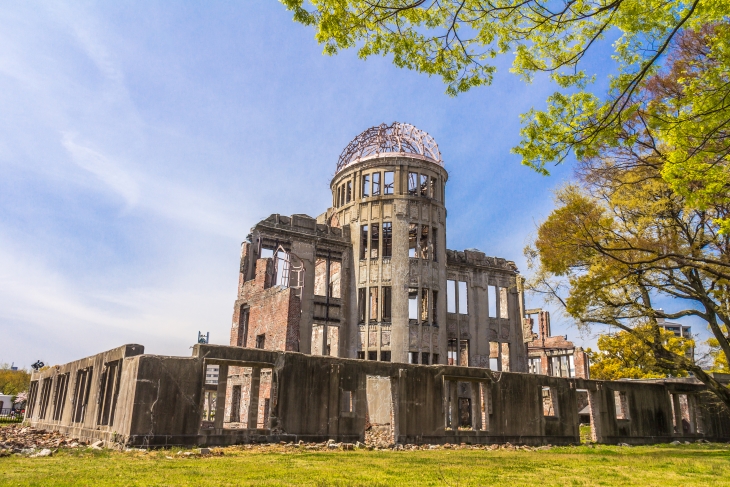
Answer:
[{"left": 0, "top": 408, "right": 23, "bottom": 423}]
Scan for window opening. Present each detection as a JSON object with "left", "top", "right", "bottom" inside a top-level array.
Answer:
[
  {"left": 489, "top": 342, "right": 500, "bottom": 370},
  {"left": 421, "top": 288, "right": 429, "bottom": 323},
  {"left": 362, "top": 174, "right": 370, "bottom": 198},
  {"left": 542, "top": 387, "right": 558, "bottom": 417},
  {"left": 384, "top": 171, "right": 394, "bottom": 194},
  {"left": 341, "top": 391, "right": 354, "bottom": 413},
  {"left": 272, "top": 245, "right": 304, "bottom": 298},
  {"left": 408, "top": 223, "right": 417, "bottom": 257},
  {"left": 430, "top": 177, "right": 436, "bottom": 198},
  {"left": 499, "top": 287, "right": 509, "bottom": 318},
  {"left": 432, "top": 227, "right": 438, "bottom": 261},
  {"left": 372, "top": 172, "right": 381, "bottom": 196},
  {"left": 447, "top": 339, "right": 458, "bottom": 365},
  {"left": 360, "top": 225, "right": 368, "bottom": 260},
  {"left": 230, "top": 385, "right": 241, "bottom": 422},
  {"left": 382, "top": 286, "right": 392, "bottom": 322},
  {"left": 528, "top": 357, "right": 542, "bottom": 374},
  {"left": 346, "top": 181, "right": 352, "bottom": 203},
  {"left": 237, "top": 306, "right": 249, "bottom": 347},
  {"left": 314, "top": 258, "right": 327, "bottom": 297},
  {"left": 52, "top": 373, "right": 69, "bottom": 421},
  {"left": 382, "top": 222, "right": 392, "bottom": 258},
  {"left": 368, "top": 351, "right": 378, "bottom": 361},
  {"left": 329, "top": 260, "right": 341, "bottom": 298},
  {"left": 433, "top": 354, "right": 439, "bottom": 364},
  {"left": 358, "top": 288, "right": 366, "bottom": 323},
  {"left": 27, "top": 381, "right": 39, "bottom": 419},
  {"left": 409, "top": 352, "right": 419, "bottom": 364},
  {"left": 97, "top": 360, "right": 123, "bottom": 426},
  {"left": 408, "top": 172, "right": 418, "bottom": 196},
  {"left": 432, "top": 290, "right": 438, "bottom": 325},
  {"left": 458, "top": 281, "right": 468, "bottom": 315},
  {"left": 459, "top": 397, "right": 472, "bottom": 428},
  {"left": 614, "top": 391, "right": 630, "bottom": 420},
  {"left": 256, "top": 334, "right": 266, "bottom": 349},
  {"left": 380, "top": 351, "right": 391, "bottom": 362},
  {"left": 422, "top": 352, "right": 430, "bottom": 365},
  {"left": 419, "top": 225, "right": 429, "bottom": 259},
  {"left": 369, "top": 287, "right": 379, "bottom": 323},
  {"left": 38, "top": 379, "right": 52, "bottom": 420},
  {"left": 408, "top": 288, "right": 418, "bottom": 323},
  {"left": 72, "top": 367, "right": 93, "bottom": 423},
  {"left": 420, "top": 174, "right": 428, "bottom": 197},
  {"left": 460, "top": 340, "right": 469, "bottom": 367},
  {"left": 357, "top": 351, "right": 365, "bottom": 360},
  {"left": 488, "top": 286, "right": 497, "bottom": 318},
  {"left": 370, "top": 223, "right": 379, "bottom": 259},
  {"left": 447, "top": 280, "right": 456, "bottom": 313}
]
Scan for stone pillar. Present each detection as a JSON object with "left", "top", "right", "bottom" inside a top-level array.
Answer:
[
  {"left": 247, "top": 367, "right": 261, "bottom": 429},
  {"left": 214, "top": 364, "right": 228, "bottom": 430}
]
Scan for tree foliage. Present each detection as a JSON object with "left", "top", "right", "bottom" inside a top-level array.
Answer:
[
  {"left": 281, "top": 1, "right": 728, "bottom": 183},
  {"left": 0, "top": 365, "right": 30, "bottom": 399},
  {"left": 588, "top": 325, "right": 693, "bottom": 380},
  {"left": 524, "top": 25, "right": 730, "bottom": 409}
]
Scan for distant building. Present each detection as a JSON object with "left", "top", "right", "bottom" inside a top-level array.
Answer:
[
  {"left": 525, "top": 310, "right": 590, "bottom": 379},
  {"left": 205, "top": 365, "right": 219, "bottom": 385},
  {"left": 657, "top": 316, "right": 694, "bottom": 359}
]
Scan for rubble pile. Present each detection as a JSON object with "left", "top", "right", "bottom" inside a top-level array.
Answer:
[{"left": 0, "top": 424, "right": 86, "bottom": 456}]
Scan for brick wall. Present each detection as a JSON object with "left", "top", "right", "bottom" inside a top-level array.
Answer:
[{"left": 230, "top": 257, "right": 301, "bottom": 352}]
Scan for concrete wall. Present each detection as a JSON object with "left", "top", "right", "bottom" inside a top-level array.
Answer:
[{"left": 25, "top": 344, "right": 730, "bottom": 447}]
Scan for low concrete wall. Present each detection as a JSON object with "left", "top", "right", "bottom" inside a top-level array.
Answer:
[{"left": 25, "top": 344, "right": 730, "bottom": 447}]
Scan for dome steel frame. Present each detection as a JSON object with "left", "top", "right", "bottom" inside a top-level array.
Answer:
[{"left": 336, "top": 122, "right": 442, "bottom": 173}]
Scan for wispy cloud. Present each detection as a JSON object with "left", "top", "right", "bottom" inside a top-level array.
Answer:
[{"left": 62, "top": 133, "right": 141, "bottom": 208}]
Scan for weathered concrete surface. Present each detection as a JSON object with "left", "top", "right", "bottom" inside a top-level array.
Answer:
[{"left": 25, "top": 344, "right": 730, "bottom": 447}]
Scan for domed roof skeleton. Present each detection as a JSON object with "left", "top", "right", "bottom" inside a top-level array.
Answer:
[{"left": 336, "top": 122, "right": 442, "bottom": 173}]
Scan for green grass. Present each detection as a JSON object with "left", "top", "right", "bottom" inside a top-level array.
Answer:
[{"left": 2, "top": 443, "right": 730, "bottom": 486}]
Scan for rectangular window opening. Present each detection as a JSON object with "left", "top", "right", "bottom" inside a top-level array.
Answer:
[
  {"left": 37, "top": 379, "right": 52, "bottom": 420},
  {"left": 420, "top": 174, "right": 428, "bottom": 197},
  {"left": 370, "top": 223, "right": 379, "bottom": 259},
  {"left": 422, "top": 352, "right": 430, "bottom": 365},
  {"left": 341, "top": 391, "right": 354, "bottom": 413},
  {"left": 614, "top": 391, "right": 630, "bottom": 420},
  {"left": 369, "top": 287, "right": 379, "bottom": 323},
  {"left": 430, "top": 177, "right": 436, "bottom": 199},
  {"left": 368, "top": 351, "right": 378, "bottom": 361},
  {"left": 421, "top": 288, "right": 429, "bottom": 323},
  {"left": 255, "top": 334, "right": 266, "bottom": 349},
  {"left": 52, "top": 373, "right": 70, "bottom": 421},
  {"left": 380, "top": 351, "right": 391, "bottom": 362},
  {"left": 432, "top": 227, "right": 438, "bottom": 261},
  {"left": 358, "top": 288, "right": 366, "bottom": 324},
  {"left": 458, "top": 281, "right": 468, "bottom": 315},
  {"left": 362, "top": 174, "right": 370, "bottom": 198},
  {"left": 382, "top": 286, "right": 392, "bottom": 322},
  {"left": 432, "top": 290, "right": 438, "bottom": 325},
  {"left": 488, "top": 286, "right": 497, "bottom": 318},
  {"left": 419, "top": 225, "right": 429, "bottom": 259},
  {"left": 408, "top": 288, "right": 418, "bottom": 323},
  {"left": 408, "top": 172, "right": 418, "bottom": 196},
  {"left": 346, "top": 181, "right": 352, "bottom": 203},
  {"left": 542, "top": 387, "right": 558, "bottom": 417},
  {"left": 372, "top": 172, "right": 381, "bottom": 196},
  {"left": 447, "top": 280, "right": 456, "bottom": 313},
  {"left": 384, "top": 171, "right": 394, "bottom": 194},
  {"left": 499, "top": 287, "right": 509, "bottom": 319},
  {"left": 447, "top": 339, "right": 458, "bottom": 365},
  {"left": 360, "top": 225, "right": 368, "bottom": 260},
  {"left": 409, "top": 352, "right": 419, "bottom": 364},
  {"left": 408, "top": 223, "right": 417, "bottom": 257},
  {"left": 382, "top": 222, "right": 392, "bottom": 258}
]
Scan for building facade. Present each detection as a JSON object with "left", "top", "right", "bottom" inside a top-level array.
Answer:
[{"left": 228, "top": 122, "right": 528, "bottom": 371}]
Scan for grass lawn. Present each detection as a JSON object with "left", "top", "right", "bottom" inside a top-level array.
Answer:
[{"left": 2, "top": 443, "right": 730, "bottom": 486}]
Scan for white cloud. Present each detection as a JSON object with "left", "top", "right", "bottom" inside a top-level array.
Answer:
[{"left": 62, "top": 133, "right": 141, "bottom": 208}]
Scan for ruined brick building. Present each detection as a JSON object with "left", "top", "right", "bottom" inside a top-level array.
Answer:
[
  {"left": 22, "top": 123, "right": 730, "bottom": 448},
  {"left": 229, "top": 122, "right": 528, "bottom": 371}
]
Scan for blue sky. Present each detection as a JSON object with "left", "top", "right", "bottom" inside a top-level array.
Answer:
[{"left": 0, "top": 2, "right": 708, "bottom": 367}]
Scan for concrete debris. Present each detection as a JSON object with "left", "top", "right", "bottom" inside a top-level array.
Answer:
[
  {"left": 30, "top": 448, "right": 53, "bottom": 458},
  {"left": 0, "top": 424, "right": 83, "bottom": 454}
]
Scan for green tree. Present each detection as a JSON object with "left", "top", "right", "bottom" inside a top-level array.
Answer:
[
  {"left": 0, "top": 364, "right": 31, "bottom": 399},
  {"left": 282, "top": 2, "right": 729, "bottom": 226},
  {"left": 588, "top": 325, "right": 694, "bottom": 380},
  {"left": 522, "top": 26, "right": 730, "bottom": 410}
]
